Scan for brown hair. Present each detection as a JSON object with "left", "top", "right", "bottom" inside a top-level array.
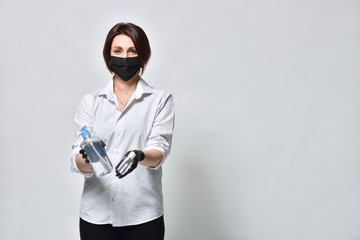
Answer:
[{"left": 103, "top": 23, "right": 151, "bottom": 74}]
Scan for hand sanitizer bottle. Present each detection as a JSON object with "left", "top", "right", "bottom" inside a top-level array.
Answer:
[{"left": 80, "top": 126, "right": 113, "bottom": 177}]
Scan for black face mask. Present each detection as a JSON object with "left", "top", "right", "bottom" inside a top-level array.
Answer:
[{"left": 109, "top": 56, "right": 141, "bottom": 81}]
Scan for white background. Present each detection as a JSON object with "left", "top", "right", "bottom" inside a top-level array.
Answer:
[{"left": 1, "top": 0, "right": 360, "bottom": 239}]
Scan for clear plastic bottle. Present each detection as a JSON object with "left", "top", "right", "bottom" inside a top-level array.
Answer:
[
  {"left": 115, "top": 151, "right": 137, "bottom": 177},
  {"left": 80, "top": 126, "right": 113, "bottom": 177}
]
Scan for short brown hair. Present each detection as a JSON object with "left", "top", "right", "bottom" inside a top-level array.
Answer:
[{"left": 103, "top": 23, "right": 151, "bottom": 74}]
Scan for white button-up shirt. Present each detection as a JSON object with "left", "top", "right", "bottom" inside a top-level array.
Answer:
[{"left": 71, "top": 78, "right": 175, "bottom": 226}]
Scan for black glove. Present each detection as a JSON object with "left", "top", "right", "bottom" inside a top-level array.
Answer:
[
  {"left": 115, "top": 150, "right": 145, "bottom": 179},
  {"left": 79, "top": 149, "right": 90, "bottom": 163},
  {"left": 79, "top": 140, "right": 106, "bottom": 164}
]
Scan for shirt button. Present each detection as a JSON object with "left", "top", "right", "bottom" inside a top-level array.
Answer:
[
  {"left": 117, "top": 132, "right": 121, "bottom": 137},
  {"left": 114, "top": 150, "right": 118, "bottom": 154}
]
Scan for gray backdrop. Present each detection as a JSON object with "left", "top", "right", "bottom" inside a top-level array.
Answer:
[{"left": 1, "top": 0, "right": 360, "bottom": 239}]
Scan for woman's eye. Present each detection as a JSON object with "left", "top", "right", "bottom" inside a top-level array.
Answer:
[{"left": 114, "top": 49, "right": 121, "bottom": 53}]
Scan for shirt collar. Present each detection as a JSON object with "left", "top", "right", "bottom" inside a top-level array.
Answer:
[
  {"left": 98, "top": 80, "right": 115, "bottom": 101},
  {"left": 134, "top": 77, "right": 154, "bottom": 99},
  {"left": 97, "top": 77, "right": 154, "bottom": 101}
]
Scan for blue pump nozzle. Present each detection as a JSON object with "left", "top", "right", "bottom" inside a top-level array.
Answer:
[{"left": 81, "top": 126, "right": 91, "bottom": 139}]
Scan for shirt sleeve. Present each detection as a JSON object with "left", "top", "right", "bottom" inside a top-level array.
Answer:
[
  {"left": 71, "top": 94, "right": 94, "bottom": 178},
  {"left": 144, "top": 93, "right": 175, "bottom": 170}
]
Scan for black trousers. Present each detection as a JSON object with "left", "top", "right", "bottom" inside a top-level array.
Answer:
[{"left": 79, "top": 216, "right": 165, "bottom": 240}]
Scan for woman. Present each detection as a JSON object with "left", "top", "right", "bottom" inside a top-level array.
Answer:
[{"left": 71, "top": 22, "right": 175, "bottom": 240}]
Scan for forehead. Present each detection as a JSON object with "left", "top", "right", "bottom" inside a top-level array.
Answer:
[{"left": 111, "top": 34, "right": 135, "bottom": 48}]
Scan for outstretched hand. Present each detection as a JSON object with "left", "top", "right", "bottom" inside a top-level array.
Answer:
[{"left": 115, "top": 150, "right": 145, "bottom": 179}]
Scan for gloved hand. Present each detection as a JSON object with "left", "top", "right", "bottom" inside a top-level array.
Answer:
[
  {"left": 115, "top": 150, "right": 145, "bottom": 179},
  {"left": 79, "top": 149, "right": 90, "bottom": 163},
  {"left": 79, "top": 140, "right": 106, "bottom": 164}
]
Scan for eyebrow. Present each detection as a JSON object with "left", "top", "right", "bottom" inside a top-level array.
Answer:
[{"left": 112, "top": 46, "right": 136, "bottom": 49}]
